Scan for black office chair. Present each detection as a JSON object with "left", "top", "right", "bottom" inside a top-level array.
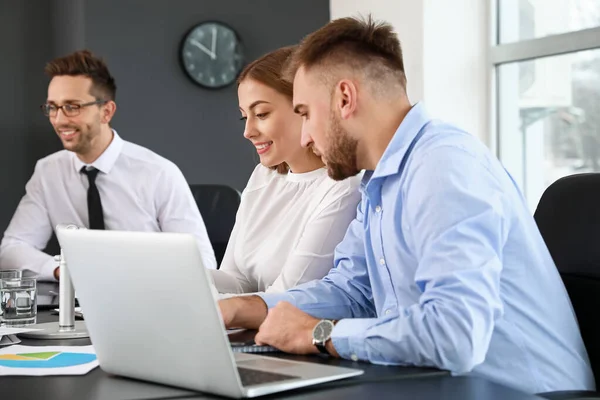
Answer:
[
  {"left": 189, "top": 184, "right": 241, "bottom": 267},
  {"left": 534, "top": 173, "right": 600, "bottom": 399}
]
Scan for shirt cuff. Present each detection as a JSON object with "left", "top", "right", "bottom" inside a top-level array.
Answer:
[
  {"left": 258, "top": 292, "right": 295, "bottom": 309},
  {"left": 331, "top": 318, "right": 379, "bottom": 362},
  {"left": 40, "top": 257, "right": 59, "bottom": 281}
]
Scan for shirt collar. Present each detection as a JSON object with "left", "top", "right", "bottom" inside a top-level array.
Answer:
[
  {"left": 72, "top": 129, "right": 123, "bottom": 175},
  {"left": 371, "top": 102, "right": 432, "bottom": 180}
]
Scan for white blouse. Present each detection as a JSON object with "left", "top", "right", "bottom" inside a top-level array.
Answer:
[{"left": 210, "top": 164, "right": 361, "bottom": 295}]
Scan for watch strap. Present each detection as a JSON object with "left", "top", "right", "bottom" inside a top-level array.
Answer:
[
  {"left": 313, "top": 319, "right": 337, "bottom": 355},
  {"left": 315, "top": 342, "right": 329, "bottom": 355}
]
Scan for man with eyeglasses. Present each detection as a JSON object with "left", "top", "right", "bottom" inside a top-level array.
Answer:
[{"left": 0, "top": 50, "right": 217, "bottom": 281}]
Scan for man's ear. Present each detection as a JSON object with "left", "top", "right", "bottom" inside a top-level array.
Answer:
[
  {"left": 101, "top": 101, "right": 117, "bottom": 124},
  {"left": 336, "top": 79, "right": 358, "bottom": 120}
]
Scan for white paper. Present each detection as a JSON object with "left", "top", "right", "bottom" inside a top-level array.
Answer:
[{"left": 0, "top": 345, "right": 98, "bottom": 376}]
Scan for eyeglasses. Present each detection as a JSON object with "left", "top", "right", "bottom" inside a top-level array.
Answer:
[{"left": 40, "top": 100, "right": 107, "bottom": 117}]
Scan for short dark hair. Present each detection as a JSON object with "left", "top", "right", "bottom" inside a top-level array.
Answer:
[
  {"left": 238, "top": 46, "right": 297, "bottom": 174},
  {"left": 44, "top": 50, "right": 117, "bottom": 101},
  {"left": 286, "top": 15, "right": 406, "bottom": 92}
]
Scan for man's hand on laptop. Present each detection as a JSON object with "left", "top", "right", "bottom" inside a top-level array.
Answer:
[
  {"left": 218, "top": 295, "right": 269, "bottom": 330},
  {"left": 254, "top": 301, "right": 340, "bottom": 357}
]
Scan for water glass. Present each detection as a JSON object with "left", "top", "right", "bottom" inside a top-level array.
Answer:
[
  {"left": 0, "top": 277, "right": 37, "bottom": 326},
  {"left": 0, "top": 269, "right": 22, "bottom": 280}
]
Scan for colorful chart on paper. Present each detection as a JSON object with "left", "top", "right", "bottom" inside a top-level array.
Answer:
[
  {"left": 0, "top": 351, "right": 96, "bottom": 368},
  {"left": 0, "top": 345, "right": 98, "bottom": 376}
]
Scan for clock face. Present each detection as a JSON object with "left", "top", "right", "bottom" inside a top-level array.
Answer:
[{"left": 180, "top": 22, "right": 245, "bottom": 89}]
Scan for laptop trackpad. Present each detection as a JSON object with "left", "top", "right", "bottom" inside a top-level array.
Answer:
[{"left": 237, "top": 357, "right": 302, "bottom": 371}]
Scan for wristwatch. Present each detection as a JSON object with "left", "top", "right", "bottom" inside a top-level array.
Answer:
[{"left": 312, "top": 319, "right": 336, "bottom": 355}]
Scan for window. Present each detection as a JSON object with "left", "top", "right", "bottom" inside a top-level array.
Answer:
[
  {"left": 492, "top": 0, "right": 600, "bottom": 211},
  {"left": 499, "top": 0, "right": 600, "bottom": 44}
]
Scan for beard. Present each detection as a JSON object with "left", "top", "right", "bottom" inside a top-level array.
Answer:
[
  {"left": 56, "top": 122, "right": 98, "bottom": 155},
  {"left": 323, "top": 110, "right": 360, "bottom": 181}
]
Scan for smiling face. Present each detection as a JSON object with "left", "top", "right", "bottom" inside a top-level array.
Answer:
[
  {"left": 46, "top": 75, "right": 107, "bottom": 156},
  {"left": 238, "top": 78, "right": 305, "bottom": 169}
]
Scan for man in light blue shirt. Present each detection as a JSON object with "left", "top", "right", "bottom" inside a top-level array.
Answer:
[{"left": 219, "top": 16, "right": 595, "bottom": 394}]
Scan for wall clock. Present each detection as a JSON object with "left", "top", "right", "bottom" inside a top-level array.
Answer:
[{"left": 180, "top": 21, "right": 245, "bottom": 89}]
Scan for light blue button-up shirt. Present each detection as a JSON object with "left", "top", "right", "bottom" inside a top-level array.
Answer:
[{"left": 260, "top": 103, "right": 595, "bottom": 394}]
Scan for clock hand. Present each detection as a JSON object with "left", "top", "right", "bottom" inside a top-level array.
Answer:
[
  {"left": 190, "top": 38, "right": 215, "bottom": 59},
  {"left": 211, "top": 26, "right": 217, "bottom": 59}
]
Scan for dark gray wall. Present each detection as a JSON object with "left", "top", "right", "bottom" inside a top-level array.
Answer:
[
  {"left": 0, "top": 1, "right": 61, "bottom": 231},
  {"left": 84, "top": 0, "right": 330, "bottom": 190},
  {"left": 0, "top": 0, "right": 330, "bottom": 233}
]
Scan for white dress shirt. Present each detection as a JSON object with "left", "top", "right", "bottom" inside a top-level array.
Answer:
[
  {"left": 0, "top": 130, "right": 216, "bottom": 281},
  {"left": 210, "top": 164, "right": 361, "bottom": 295}
]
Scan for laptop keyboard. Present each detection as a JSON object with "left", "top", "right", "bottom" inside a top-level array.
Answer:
[{"left": 237, "top": 367, "right": 299, "bottom": 387}]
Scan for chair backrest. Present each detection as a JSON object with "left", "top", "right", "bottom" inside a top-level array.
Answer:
[
  {"left": 189, "top": 184, "right": 241, "bottom": 266},
  {"left": 534, "top": 173, "right": 600, "bottom": 384}
]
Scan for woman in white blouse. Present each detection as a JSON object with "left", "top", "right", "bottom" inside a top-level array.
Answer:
[{"left": 210, "top": 46, "right": 361, "bottom": 295}]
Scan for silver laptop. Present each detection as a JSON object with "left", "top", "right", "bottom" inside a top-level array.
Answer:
[{"left": 56, "top": 228, "right": 363, "bottom": 398}]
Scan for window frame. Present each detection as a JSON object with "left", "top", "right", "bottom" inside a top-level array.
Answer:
[{"left": 489, "top": 0, "right": 600, "bottom": 207}]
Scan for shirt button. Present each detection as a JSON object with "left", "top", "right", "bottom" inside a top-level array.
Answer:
[
  {"left": 375, "top": 205, "right": 382, "bottom": 213},
  {"left": 350, "top": 354, "right": 359, "bottom": 362},
  {"left": 379, "top": 258, "right": 385, "bottom": 266},
  {"left": 385, "top": 309, "right": 392, "bottom": 315}
]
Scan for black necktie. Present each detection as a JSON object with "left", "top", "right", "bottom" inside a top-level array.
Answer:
[{"left": 81, "top": 167, "right": 105, "bottom": 230}]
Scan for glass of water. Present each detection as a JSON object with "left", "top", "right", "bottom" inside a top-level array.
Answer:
[
  {"left": 0, "top": 269, "right": 22, "bottom": 280},
  {"left": 0, "top": 277, "right": 37, "bottom": 326}
]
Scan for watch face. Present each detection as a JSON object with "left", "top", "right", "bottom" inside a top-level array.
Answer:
[
  {"left": 180, "top": 21, "right": 245, "bottom": 89},
  {"left": 313, "top": 320, "right": 334, "bottom": 342}
]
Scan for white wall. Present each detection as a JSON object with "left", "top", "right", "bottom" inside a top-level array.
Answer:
[
  {"left": 330, "top": 0, "right": 425, "bottom": 103},
  {"left": 330, "top": 0, "right": 490, "bottom": 146},
  {"left": 423, "top": 0, "right": 489, "bottom": 143}
]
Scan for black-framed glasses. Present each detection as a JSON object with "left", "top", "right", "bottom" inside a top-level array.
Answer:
[{"left": 40, "top": 100, "right": 107, "bottom": 117}]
